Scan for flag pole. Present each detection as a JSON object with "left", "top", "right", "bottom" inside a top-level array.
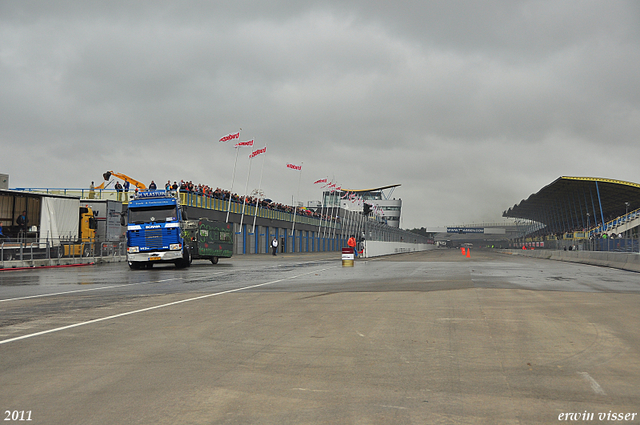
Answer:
[
  {"left": 317, "top": 178, "right": 327, "bottom": 236},
  {"left": 291, "top": 162, "right": 303, "bottom": 234},
  {"left": 225, "top": 128, "right": 242, "bottom": 223},
  {"left": 251, "top": 144, "right": 267, "bottom": 234},
  {"left": 330, "top": 182, "right": 338, "bottom": 243},
  {"left": 226, "top": 146, "right": 240, "bottom": 223},
  {"left": 239, "top": 152, "right": 253, "bottom": 230},
  {"left": 321, "top": 181, "right": 331, "bottom": 239}
]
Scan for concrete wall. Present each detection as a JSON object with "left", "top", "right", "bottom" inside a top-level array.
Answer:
[
  {"left": 363, "top": 241, "right": 435, "bottom": 258},
  {"left": 502, "top": 249, "right": 640, "bottom": 273}
]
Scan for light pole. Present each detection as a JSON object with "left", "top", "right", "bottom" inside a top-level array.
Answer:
[
  {"left": 586, "top": 213, "right": 591, "bottom": 251},
  {"left": 625, "top": 202, "right": 630, "bottom": 250}
]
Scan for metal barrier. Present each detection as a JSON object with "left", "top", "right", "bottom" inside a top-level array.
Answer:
[
  {"left": 1, "top": 237, "right": 126, "bottom": 269},
  {"left": 520, "top": 236, "right": 640, "bottom": 253}
]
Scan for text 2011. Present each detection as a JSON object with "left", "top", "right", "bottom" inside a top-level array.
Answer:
[{"left": 4, "top": 411, "right": 32, "bottom": 421}]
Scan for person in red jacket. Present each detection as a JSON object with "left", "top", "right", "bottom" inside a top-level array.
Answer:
[{"left": 347, "top": 235, "right": 357, "bottom": 258}]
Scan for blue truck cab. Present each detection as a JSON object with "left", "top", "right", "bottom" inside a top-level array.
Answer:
[{"left": 126, "top": 190, "right": 190, "bottom": 269}]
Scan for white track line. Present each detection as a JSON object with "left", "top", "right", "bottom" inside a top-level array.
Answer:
[
  {"left": 0, "top": 262, "right": 324, "bottom": 303},
  {"left": 0, "top": 279, "right": 175, "bottom": 303},
  {"left": 0, "top": 266, "right": 334, "bottom": 345},
  {"left": 577, "top": 372, "right": 606, "bottom": 395},
  {"left": 0, "top": 270, "right": 235, "bottom": 303}
]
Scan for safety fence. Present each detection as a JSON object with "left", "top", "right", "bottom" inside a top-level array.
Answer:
[
  {"left": 514, "top": 236, "right": 639, "bottom": 253},
  {"left": 1, "top": 236, "right": 126, "bottom": 268}
]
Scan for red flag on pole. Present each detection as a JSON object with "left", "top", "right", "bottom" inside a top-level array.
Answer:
[
  {"left": 235, "top": 139, "right": 254, "bottom": 148},
  {"left": 314, "top": 178, "right": 327, "bottom": 184},
  {"left": 286, "top": 163, "right": 302, "bottom": 171},
  {"left": 249, "top": 146, "right": 267, "bottom": 158},
  {"left": 219, "top": 132, "right": 240, "bottom": 142}
]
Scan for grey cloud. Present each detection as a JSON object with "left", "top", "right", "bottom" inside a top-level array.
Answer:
[{"left": 2, "top": 1, "right": 639, "bottom": 228}]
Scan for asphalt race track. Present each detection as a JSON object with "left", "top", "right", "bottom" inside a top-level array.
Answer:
[{"left": 1, "top": 250, "right": 639, "bottom": 424}]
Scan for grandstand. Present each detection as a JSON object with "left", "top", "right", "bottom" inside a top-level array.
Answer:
[{"left": 503, "top": 176, "right": 640, "bottom": 251}]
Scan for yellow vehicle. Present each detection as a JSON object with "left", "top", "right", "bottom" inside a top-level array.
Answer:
[
  {"left": 96, "top": 171, "right": 147, "bottom": 190},
  {"left": 61, "top": 206, "right": 98, "bottom": 257}
]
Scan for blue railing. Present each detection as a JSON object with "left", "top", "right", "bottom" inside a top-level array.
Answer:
[{"left": 589, "top": 207, "right": 640, "bottom": 236}]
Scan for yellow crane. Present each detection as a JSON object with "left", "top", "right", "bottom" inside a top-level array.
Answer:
[{"left": 96, "top": 171, "right": 147, "bottom": 190}]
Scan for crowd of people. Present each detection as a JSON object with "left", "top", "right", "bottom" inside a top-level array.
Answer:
[{"left": 151, "top": 179, "right": 338, "bottom": 222}]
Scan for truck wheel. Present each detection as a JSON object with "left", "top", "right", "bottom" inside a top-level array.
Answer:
[
  {"left": 176, "top": 248, "right": 191, "bottom": 269},
  {"left": 210, "top": 257, "right": 219, "bottom": 264}
]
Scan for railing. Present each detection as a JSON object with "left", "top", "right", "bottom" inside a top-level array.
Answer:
[
  {"left": 518, "top": 234, "right": 639, "bottom": 253},
  {"left": 1, "top": 236, "right": 126, "bottom": 268},
  {"left": 12, "top": 188, "right": 345, "bottom": 229},
  {"left": 589, "top": 207, "right": 640, "bottom": 236}
]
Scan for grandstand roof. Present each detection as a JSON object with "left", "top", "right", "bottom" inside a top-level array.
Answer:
[
  {"left": 503, "top": 177, "right": 640, "bottom": 230},
  {"left": 339, "top": 184, "right": 401, "bottom": 193}
]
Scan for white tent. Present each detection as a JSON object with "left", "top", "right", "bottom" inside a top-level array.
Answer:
[{"left": 39, "top": 197, "right": 80, "bottom": 247}]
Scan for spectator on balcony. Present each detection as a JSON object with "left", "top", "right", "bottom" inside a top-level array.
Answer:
[
  {"left": 115, "top": 181, "right": 123, "bottom": 201},
  {"left": 16, "top": 211, "right": 28, "bottom": 234}
]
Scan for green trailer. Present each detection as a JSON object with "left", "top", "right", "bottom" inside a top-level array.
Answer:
[{"left": 184, "top": 218, "right": 233, "bottom": 264}]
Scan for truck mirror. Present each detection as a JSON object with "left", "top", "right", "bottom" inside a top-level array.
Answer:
[
  {"left": 182, "top": 207, "right": 188, "bottom": 220},
  {"left": 120, "top": 212, "right": 126, "bottom": 226}
]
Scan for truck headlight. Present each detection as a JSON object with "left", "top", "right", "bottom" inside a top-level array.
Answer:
[
  {"left": 128, "top": 246, "right": 139, "bottom": 253},
  {"left": 170, "top": 244, "right": 182, "bottom": 250}
]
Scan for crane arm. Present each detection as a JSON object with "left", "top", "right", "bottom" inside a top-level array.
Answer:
[{"left": 96, "top": 171, "right": 147, "bottom": 190}]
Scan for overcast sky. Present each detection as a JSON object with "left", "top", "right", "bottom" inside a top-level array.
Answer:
[{"left": 2, "top": 1, "right": 639, "bottom": 228}]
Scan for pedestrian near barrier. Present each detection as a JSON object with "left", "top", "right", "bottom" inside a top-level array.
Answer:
[{"left": 348, "top": 235, "right": 357, "bottom": 258}]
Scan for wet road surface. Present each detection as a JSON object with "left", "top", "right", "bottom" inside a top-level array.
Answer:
[{"left": 1, "top": 250, "right": 639, "bottom": 424}]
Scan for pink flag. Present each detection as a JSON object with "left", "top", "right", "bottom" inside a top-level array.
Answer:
[
  {"left": 235, "top": 139, "right": 254, "bottom": 147},
  {"left": 314, "top": 178, "right": 327, "bottom": 184},
  {"left": 286, "top": 163, "right": 302, "bottom": 171},
  {"left": 249, "top": 146, "right": 267, "bottom": 158},
  {"left": 219, "top": 132, "right": 240, "bottom": 142}
]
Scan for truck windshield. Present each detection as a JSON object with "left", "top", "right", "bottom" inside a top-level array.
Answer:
[{"left": 128, "top": 206, "right": 178, "bottom": 224}]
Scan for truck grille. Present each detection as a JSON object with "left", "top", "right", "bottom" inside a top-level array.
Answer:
[{"left": 145, "top": 229, "right": 164, "bottom": 249}]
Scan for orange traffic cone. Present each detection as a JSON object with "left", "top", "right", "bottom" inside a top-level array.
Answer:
[
  {"left": 466, "top": 248, "right": 470, "bottom": 258},
  {"left": 461, "top": 247, "right": 466, "bottom": 256}
]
